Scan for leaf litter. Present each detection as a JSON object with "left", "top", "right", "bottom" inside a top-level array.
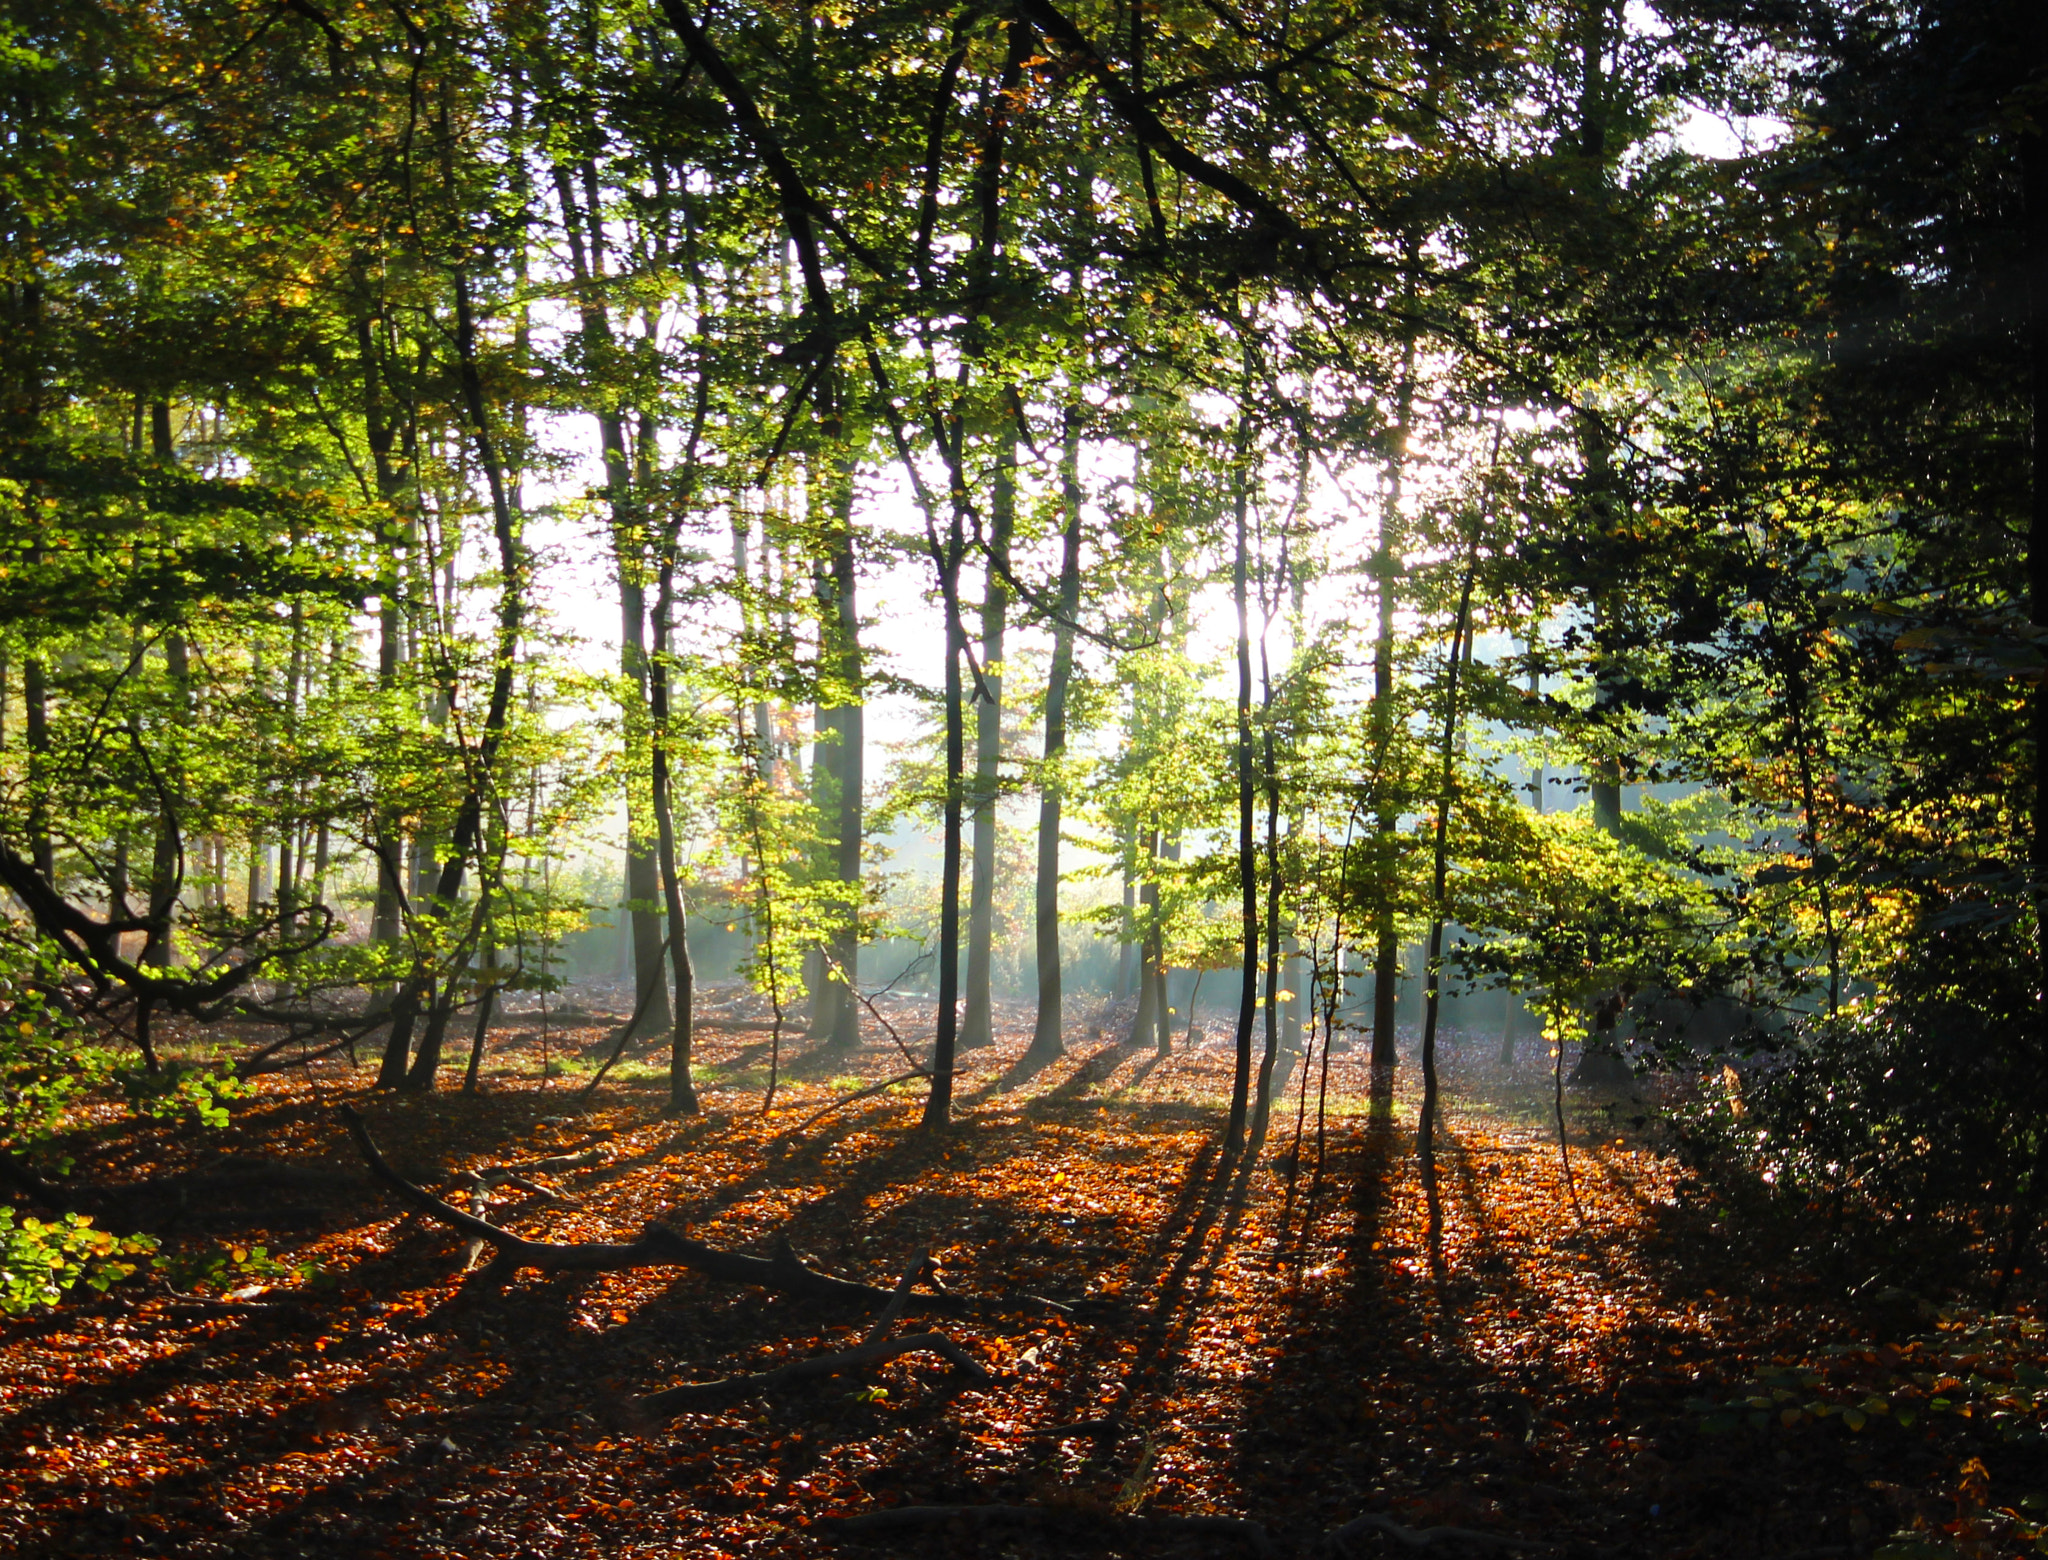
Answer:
[{"left": 2, "top": 1001, "right": 2044, "bottom": 1559}]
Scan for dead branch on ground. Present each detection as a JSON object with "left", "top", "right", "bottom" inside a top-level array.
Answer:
[
  {"left": 781, "top": 1069, "right": 930, "bottom": 1140},
  {"left": 863, "top": 1249, "right": 934, "bottom": 1344},
  {"left": 341, "top": 1103, "right": 922, "bottom": 1299},
  {"left": 633, "top": 1330, "right": 990, "bottom": 1422},
  {"left": 819, "top": 1504, "right": 1278, "bottom": 1556},
  {"left": 820, "top": 1502, "right": 1555, "bottom": 1555},
  {"left": 1325, "top": 1512, "right": 1559, "bottom": 1552}
]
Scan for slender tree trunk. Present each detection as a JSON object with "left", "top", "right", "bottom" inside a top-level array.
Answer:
[
  {"left": 1370, "top": 304, "right": 1418, "bottom": 1096},
  {"left": 1252, "top": 660, "right": 1284, "bottom": 1141},
  {"left": 2024, "top": 10, "right": 2048, "bottom": 943},
  {"left": 652, "top": 523, "right": 699, "bottom": 1113},
  {"left": 961, "top": 437, "right": 1014, "bottom": 1051},
  {"left": 1281, "top": 934, "right": 1303, "bottom": 1054},
  {"left": 1114, "top": 826, "right": 1137, "bottom": 1000},
  {"left": 23, "top": 652, "right": 50, "bottom": 881},
  {"left": 139, "top": 406, "right": 189, "bottom": 964},
  {"left": 550, "top": 163, "right": 672, "bottom": 1039},
  {"left": 1027, "top": 409, "right": 1084, "bottom": 1064},
  {"left": 278, "top": 600, "right": 305, "bottom": 926},
  {"left": 1126, "top": 829, "right": 1161, "bottom": 1047},
  {"left": 1419, "top": 557, "right": 1478, "bottom": 1252},
  {"left": 396, "top": 266, "right": 523, "bottom": 1091},
  {"left": 1227, "top": 414, "right": 1257, "bottom": 1154},
  {"left": 141, "top": 630, "right": 188, "bottom": 967},
  {"left": 349, "top": 289, "right": 412, "bottom": 963},
  {"left": 464, "top": 913, "right": 497, "bottom": 1095},
  {"left": 811, "top": 445, "right": 864, "bottom": 1052},
  {"left": 1154, "top": 831, "right": 1180, "bottom": 1056},
  {"left": 921, "top": 524, "right": 968, "bottom": 1129},
  {"left": 1578, "top": 0, "right": 1625, "bottom": 838},
  {"left": 616, "top": 522, "right": 674, "bottom": 1036}
]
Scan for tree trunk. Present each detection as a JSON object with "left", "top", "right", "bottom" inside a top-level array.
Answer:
[
  {"left": 811, "top": 445, "right": 864, "bottom": 1053},
  {"left": 552, "top": 161, "right": 672, "bottom": 1040},
  {"left": 1114, "top": 825, "right": 1137, "bottom": 1000},
  {"left": 396, "top": 266, "right": 523, "bottom": 1092},
  {"left": 961, "top": 439, "right": 1014, "bottom": 1051},
  {"left": 1578, "top": 0, "right": 1625, "bottom": 839},
  {"left": 1281, "top": 934, "right": 1303, "bottom": 1054},
  {"left": 1027, "top": 409, "right": 1084, "bottom": 1064},
  {"left": 2024, "top": 4, "right": 2048, "bottom": 933},
  {"left": 1227, "top": 412, "right": 1257, "bottom": 1154},
  {"left": 652, "top": 518, "right": 699, "bottom": 1115},
  {"left": 619, "top": 554, "right": 674, "bottom": 1038},
  {"left": 1126, "top": 829, "right": 1161, "bottom": 1048},
  {"left": 1252, "top": 685, "right": 1283, "bottom": 1141},
  {"left": 1419, "top": 554, "right": 1479, "bottom": 1251},
  {"left": 1369, "top": 288, "right": 1419, "bottom": 1095},
  {"left": 24, "top": 653, "right": 50, "bottom": 881},
  {"left": 352, "top": 289, "right": 410, "bottom": 962},
  {"left": 921, "top": 524, "right": 968, "bottom": 1129},
  {"left": 1153, "top": 831, "right": 1180, "bottom": 1056}
]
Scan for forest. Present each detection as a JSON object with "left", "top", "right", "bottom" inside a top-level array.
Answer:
[{"left": 0, "top": 0, "right": 2043, "bottom": 1555}]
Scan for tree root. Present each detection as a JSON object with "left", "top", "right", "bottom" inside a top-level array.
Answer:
[{"left": 634, "top": 1330, "right": 990, "bottom": 1422}]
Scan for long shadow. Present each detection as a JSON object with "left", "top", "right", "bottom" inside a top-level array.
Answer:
[
  {"left": 1100, "top": 1050, "right": 1171, "bottom": 1098},
  {"left": 1200, "top": 1091, "right": 1950, "bottom": 1560},
  {"left": 1015, "top": 1040, "right": 1142, "bottom": 1120},
  {"left": 981, "top": 1043, "right": 1069, "bottom": 1096},
  {"left": 1003, "top": 1133, "right": 1238, "bottom": 1453}
]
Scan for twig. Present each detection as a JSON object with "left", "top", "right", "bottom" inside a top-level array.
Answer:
[
  {"left": 155, "top": 1288, "right": 309, "bottom": 1313},
  {"left": 824, "top": 952, "right": 929, "bottom": 1074}
]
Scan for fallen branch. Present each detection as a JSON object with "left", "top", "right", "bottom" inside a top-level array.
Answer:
[
  {"left": 783, "top": 1069, "right": 930, "bottom": 1138},
  {"left": 820, "top": 1504, "right": 1277, "bottom": 1556},
  {"left": 577, "top": 933, "right": 675, "bottom": 1104},
  {"left": 863, "top": 1249, "right": 933, "bottom": 1344},
  {"left": 449, "top": 1151, "right": 606, "bottom": 1266},
  {"left": 452, "top": 1146, "right": 604, "bottom": 1202},
  {"left": 1326, "top": 1512, "right": 1558, "bottom": 1552},
  {"left": 236, "top": 1029, "right": 375, "bottom": 1078},
  {"left": 1018, "top": 1416, "right": 1123, "bottom": 1442},
  {"left": 155, "top": 1289, "right": 307, "bottom": 1314},
  {"left": 228, "top": 999, "right": 411, "bottom": 1075},
  {"left": 339, "top": 1104, "right": 951, "bottom": 1305},
  {"left": 634, "top": 1330, "right": 990, "bottom": 1422}
]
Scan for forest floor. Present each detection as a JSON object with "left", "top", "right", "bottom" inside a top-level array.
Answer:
[{"left": 3, "top": 988, "right": 2046, "bottom": 1560}]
